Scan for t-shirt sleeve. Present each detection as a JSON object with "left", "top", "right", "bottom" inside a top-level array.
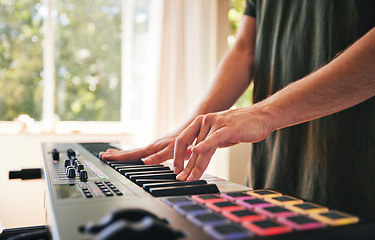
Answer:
[{"left": 244, "top": 0, "right": 256, "bottom": 17}]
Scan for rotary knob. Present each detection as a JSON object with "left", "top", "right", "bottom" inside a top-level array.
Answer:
[
  {"left": 80, "top": 170, "right": 88, "bottom": 182},
  {"left": 52, "top": 149, "right": 60, "bottom": 161},
  {"left": 67, "top": 148, "right": 76, "bottom": 159},
  {"left": 76, "top": 164, "right": 84, "bottom": 172},
  {"left": 64, "top": 159, "right": 71, "bottom": 168},
  {"left": 66, "top": 167, "right": 76, "bottom": 178}
]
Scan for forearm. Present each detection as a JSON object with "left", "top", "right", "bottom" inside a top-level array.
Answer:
[
  {"left": 175, "top": 16, "right": 256, "bottom": 134},
  {"left": 260, "top": 27, "right": 375, "bottom": 132}
]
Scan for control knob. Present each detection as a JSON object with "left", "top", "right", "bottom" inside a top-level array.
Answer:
[
  {"left": 66, "top": 167, "right": 76, "bottom": 178},
  {"left": 67, "top": 148, "right": 76, "bottom": 159},
  {"left": 80, "top": 170, "right": 88, "bottom": 182},
  {"left": 52, "top": 149, "right": 59, "bottom": 161}
]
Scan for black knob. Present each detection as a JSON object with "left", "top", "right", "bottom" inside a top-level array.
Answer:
[
  {"left": 52, "top": 149, "right": 59, "bottom": 161},
  {"left": 67, "top": 148, "right": 76, "bottom": 159},
  {"left": 74, "top": 160, "right": 81, "bottom": 168},
  {"left": 70, "top": 157, "right": 77, "bottom": 166},
  {"left": 66, "top": 167, "right": 76, "bottom": 178},
  {"left": 76, "top": 164, "right": 84, "bottom": 172},
  {"left": 80, "top": 170, "right": 88, "bottom": 182},
  {"left": 64, "top": 159, "right": 71, "bottom": 168}
]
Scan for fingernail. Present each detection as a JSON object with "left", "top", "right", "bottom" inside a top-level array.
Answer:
[
  {"left": 176, "top": 172, "right": 187, "bottom": 181},
  {"left": 144, "top": 158, "right": 152, "bottom": 164},
  {"left": 187, "top": 174, "right": 196, "bottom": 181}
]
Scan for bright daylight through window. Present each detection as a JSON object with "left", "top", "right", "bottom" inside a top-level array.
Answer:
[{"left": 0, "top": 0, "right": 151, "bottom": 133}]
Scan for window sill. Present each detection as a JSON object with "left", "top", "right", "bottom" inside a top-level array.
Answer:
[{"left": 0, "top": 121, "right": 134, "bottom": 135}]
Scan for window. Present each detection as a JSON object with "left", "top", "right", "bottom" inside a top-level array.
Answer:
[{"left": 0, "top": 0, "right": 151, "bottom": 133}]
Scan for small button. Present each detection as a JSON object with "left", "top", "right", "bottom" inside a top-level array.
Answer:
[
  {"left": 162, "top": 196, "right": 194, "bottom": 206},
  {"left": 248, "top": 189, "right": 282, "bottom": 199},
  {"left": 265, "top": 195, "right": 304, "bottom": 206},
  {"left": 285, "top": 202, "right": 329, "bottom": 215},
  {"left": 206, "top": 201, "right": 243, "bottom": 212},
  {"left": 222, "top": 209, "right": 265, "bottom": 223},
  {"left": 277, "top": 215, "right": 325, "bottom": 230},
  {"left": 114, "top": 190, "right": 123, "bottom": 196},
  {"left": 204, "top": 223, "right": 252, "bottom": 239},
  {"left": 85, "top": 193, "right": 93, "bottom": 198},
  {"left": 242, "top": 219, "right": 292, "bottom": 236},
  {"left": 104, "top": 192, "right": 114, "bottom": 197},
  {"left": 191, "top": 194, "right": 224, "bottom": 204},
  {"left": 83, "top": 189, "right": 91, "bottom": 194},
  {"left": 173, "top": 204, "right": 210, "bottom": 216},
  {"left": 220, "top": 192, "right": 253, "bottom": 201},
  {"left": 187, "top": 212, "right": 229, "bottom": 226},
  {"left": 310, "top": 210, "right": 359, "bottom": 226},
  {"left": 254, "top": 206, "right": 296, "bottom": 218},
  {"left": 237, "top": 198, "right": 273, "bottom": 209}
]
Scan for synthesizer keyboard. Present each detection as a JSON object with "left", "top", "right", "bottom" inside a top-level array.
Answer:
[{"left": 42, "top": 142, "right": 375, "bottom": 240}]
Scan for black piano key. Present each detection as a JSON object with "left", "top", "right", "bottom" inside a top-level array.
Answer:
[
  {"left": 106, "top": 160, "right": 144, "bottom": 166},
  {"left": 112, "top": 164, "right": 162, "bottom": 169},
  {"left": 130, "top": 173, "right": 177, "bottom": 181},
  {"left": 148, "top": 184, "right": 219, "bottom": 197},
  {"left": 124, "top": 170, "right": 174, "bottom": 178},
  {"left": 135, "top": 179, "right": 178, "bottom": 187},
  {"left": 143, "top": 180, "right": 208, "bottom": 192},
  {"left": 117, "top": 166, "right": 170, "bottom": 173}
]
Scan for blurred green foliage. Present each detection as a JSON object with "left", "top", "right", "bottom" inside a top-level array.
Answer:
[
  {"left": 0, "top": 0, "right": 43, "bottom": 121},
  {"left": 55, "top": 0, "right": 121, "bottom": 121},
  {"left": 229, "top": 0, "right": 253, "bottom": 108},
  {"left": 0, "top": 0, "right": 123, "bottom": 121}
]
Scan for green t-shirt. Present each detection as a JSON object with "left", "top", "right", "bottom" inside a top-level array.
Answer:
[{"left": 245, "top": 0, "right": 375, "bottom": 219}]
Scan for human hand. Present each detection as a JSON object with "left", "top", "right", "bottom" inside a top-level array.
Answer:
[
  {"left": 99, "top": 134, "right": 192, "bottom": 165},
  {"left": 174, "top": 107, "right": 272, "bottom": 181}
]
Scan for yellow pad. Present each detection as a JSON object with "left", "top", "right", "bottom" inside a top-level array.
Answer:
[
  {"left": 247, "top": 189, "right": 282, "bottom": 199},
  {"left": 286, "top": 202, "right": 329, "bottom": 215},
  {"left": 265, "top": 195, "right": 304, "bottom": 206},
  {"left": 310, "top": 210, "right": 359, "bottom": 226}
]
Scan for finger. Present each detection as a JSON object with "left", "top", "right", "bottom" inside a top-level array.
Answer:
[
  {"left": 192, "top": 127, "right": 231, "bottom": 154},
  {"left": 143, "top": 146, "right": 173, "bottom": 165},
  {"left": 100, "top": 146, "right": 153, "bottom": 161},
  {"left": 176, "top": 152, "right": 198, "bottom": 180},
  {"left": 185, "top": 146, "right": 193, "bottom": 160},
  {"left": 176, "top": 147, "right": 216, "bottom": 181},
  {"left": 174, "top": 116, "right": 204, "bottom": 174},
  {"left": 175, "top": 115, "right": 213, "bottom": 177},
  {"left": 99, "top": 148, "right": 120, "bottom": 158},
  {"left": 106, "top": 148, "right": 121, "bottom": 153},
  {"left": 187, "top": 147, "right": 216, "bottom": 181}
]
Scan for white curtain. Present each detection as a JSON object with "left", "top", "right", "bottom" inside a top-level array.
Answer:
[{"left": 143, "top": 0, "right": 229, "bottom": 139}]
